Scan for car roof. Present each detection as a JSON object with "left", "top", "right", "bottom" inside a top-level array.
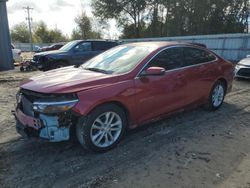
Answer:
[
  {"left": 124, "top": 41, "right": 206, "bottom": 49},
  {"left": 73, "top": 39, "right": 118, "bottom": 43}
]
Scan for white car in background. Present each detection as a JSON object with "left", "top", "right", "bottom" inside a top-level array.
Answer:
[
  {"left": 235, "top": 55, "right": 250, "bottom": 79},
  {"left": 11, "top": 44, "right": 23, "bottom": 64}
]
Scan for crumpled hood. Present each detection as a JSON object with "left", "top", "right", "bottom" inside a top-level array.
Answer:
[
  {"left": 34, "top": 50, "right": 67, "bottom": 57},
  {"left": 239, "top": 58, "right": 250, "bottom": 66},
  {"left": 20, "top": 67, "right": 119, "bottom": 93}
]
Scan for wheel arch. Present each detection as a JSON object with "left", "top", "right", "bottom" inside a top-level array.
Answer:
[
  {"left": 217, "top": 77, "right": 228, "bottom": 93},
  {"left": 86, "top": 100, "right": 131, "bottom": 128}
]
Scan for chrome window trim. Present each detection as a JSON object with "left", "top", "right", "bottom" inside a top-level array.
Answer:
[{"left": 135, "top": 45, "right": 218, "bottom": 78}]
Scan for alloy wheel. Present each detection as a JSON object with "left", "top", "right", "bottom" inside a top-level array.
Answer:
[
  {"left": 90, "top": 112, "right": 122, "bottom": 148},
  {"left": 212, "top": 84, "right": 224, "bottom": 107}
]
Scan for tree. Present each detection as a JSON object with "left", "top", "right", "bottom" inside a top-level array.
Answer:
[
  {"left": 10, "top": 22, "right": 30, "bottom": 43},
  {"left": 71, "top": 28, "right": 82, "bottom": 40},
  {"left": 34, "top": 21, "right": 68, "bottom": 43},
  {"left": 161, "top": 0, "right": 248, "bottom": 36},
  {"left": 92, "top": 0, "right": 147, "bottom": 38},
  {"left": 33, "top": 21, "right": 51, "bottom": 43},
  {"left": 49, "top": 28, "right": 68, "bottom": 43},
  {"left": 72, "top": 12, "right": 101, "bottom": 40},
  {"left": 93, "top": 0, "right": 249, "bottom": 38}
]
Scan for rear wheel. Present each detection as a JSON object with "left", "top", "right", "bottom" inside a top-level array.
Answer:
[
  {"left": 76, "top": 104, "right": 127, "bottom": 152},
  {"left": 207, "top": 80, "right": 226, "bottom": 111}
]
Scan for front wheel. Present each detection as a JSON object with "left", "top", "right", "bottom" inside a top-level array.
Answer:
[
  {"left": 76, "top": 104, "right": 127, "bottom": 152},
  {"left": 54, "top": 62, "right": 67, "bottom": 69},
  {"left": 207, "top": 80, "right": 226, "bottom": 111}
]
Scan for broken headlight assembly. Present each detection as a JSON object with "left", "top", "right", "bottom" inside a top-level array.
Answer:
[{"left": 33, "top": 99, "right": 78, "bottom": 114}]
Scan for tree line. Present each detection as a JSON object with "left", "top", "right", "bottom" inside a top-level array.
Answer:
[
  {"left": 11, "top": 0, "right": 250, "bottom": 43},
  {"left": 11, "top": 12, "right": 100, "bottom": 43},
  {"left": 92, "top": 0, "right": 250, "bottom": 38}
]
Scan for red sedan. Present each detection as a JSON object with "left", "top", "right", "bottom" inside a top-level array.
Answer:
[{"left": 13, "top": 42, "right": 234, "bottom": 152}]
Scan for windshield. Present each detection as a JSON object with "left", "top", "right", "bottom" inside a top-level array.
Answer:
[
  {"left": 81, "top": 45, "right": 156, "bottom": 74},
  {"left": 59, "top": 41, "right": 78, "bottom": 51}
]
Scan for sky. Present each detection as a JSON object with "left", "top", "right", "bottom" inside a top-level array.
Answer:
[{"left": 6, "top": 0, "right": 120, "bottom": 39}]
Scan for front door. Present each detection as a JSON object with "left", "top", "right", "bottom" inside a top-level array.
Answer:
[
  {"left": 134, "top": 47, "right": 190, "bottom": 124},
  {"left": 72, "top": 42, "right": 95, "bottom": 65}
]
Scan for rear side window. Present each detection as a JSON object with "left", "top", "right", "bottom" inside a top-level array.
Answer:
[
  {"left": 183, "top": 47, "right": 216, "bottom": 66},
  {"left": 93, "top": 41, "right": 117, "bottom": 51},
  {"left": 147, "top": 47, "right": 183, "bottom": 70}
]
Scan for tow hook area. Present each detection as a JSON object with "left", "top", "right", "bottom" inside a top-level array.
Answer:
[{"left": 39, "top": 114, "right": 70, "bottom": 142}]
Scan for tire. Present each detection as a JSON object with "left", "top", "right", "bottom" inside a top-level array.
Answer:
[
  {"left": 207, "top": 80, "right": 226, "bottom": 111},
  {"left": 20, "top": 67, "right": 24, "bottom": 72},
  {"left": 76, "top": 104, "right": 127, "bottom": 152},
  {"left": 26, "top": 66, "right": 31, "bottom": 71}
]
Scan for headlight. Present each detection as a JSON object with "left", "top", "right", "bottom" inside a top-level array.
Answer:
[
  {"left": 40, "top": 56, "right": 54, "bottom": 62},
  {"left": 33, "top": 99, "right": 78, "bottom": 114},
  {"left": 16, "top": 90, "right": 21, "bottom": 103},
  {"left": 235, "top": 64, "right": 246, "bottom": 70}
]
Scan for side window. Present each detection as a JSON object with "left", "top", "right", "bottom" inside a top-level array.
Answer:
[
  {"left": 147, "top": 48, "right": 183, "bottom": 70},
  {"left": 54, "top": 45, "right": 61, "bottom": 49},
  {"left": 74, "top": 42, "right": 92, "bottom": 52},
  {"left": 206, "top": 52, "right": 217, "bottom": 62},
  {"left": 183, "top": 47, "right": 216, "bottom": 66},
  {"left": 106, "top": 42, "right": 118, "bottom": 49},
  {"left": 93, "top": 42, "right": 118, "bottom": 51},
  {"left": 93, "top": 42, "right": 108, "bottom": 51}
]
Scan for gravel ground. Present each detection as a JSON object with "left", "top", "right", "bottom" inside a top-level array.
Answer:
[{"left": 0, "top": 68, "right": 250, "bottom": 188}]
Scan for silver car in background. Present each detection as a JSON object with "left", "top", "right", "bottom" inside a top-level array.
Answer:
[
  {"left": 235, "top": 56, "right": 250, "bottom": 79},
  {"left": 11, "top": 44, "right": 23, "bottom": 64}
]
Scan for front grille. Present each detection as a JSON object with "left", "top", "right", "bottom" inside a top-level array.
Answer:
[
  {"left": 20, "top": 95, "right": 34, "bottom": 117},
  {"left": 21, "top": 89, "right": 57, "bottom": 102},
  {"left": 20, "top": 89, "right": 76, "bottom": 102},
  {"left": 237, "top": 68, "right": 250, "bottom": 77}
]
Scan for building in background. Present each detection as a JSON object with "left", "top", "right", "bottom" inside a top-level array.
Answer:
[{"left": 0, "top": 0, "right": 13, "bottom": 71}]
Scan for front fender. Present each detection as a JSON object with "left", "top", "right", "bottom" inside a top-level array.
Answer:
[{"left": 72, "top": 80, "right": 137, "bottom": 125}]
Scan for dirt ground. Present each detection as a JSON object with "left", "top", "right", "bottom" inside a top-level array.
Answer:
[{"left": 0, "top": 68, "right": 250, "bottom": 188}]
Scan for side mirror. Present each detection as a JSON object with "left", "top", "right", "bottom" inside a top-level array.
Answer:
[{"left": 140, "top": 67, "right": 165, "bottom": 76}]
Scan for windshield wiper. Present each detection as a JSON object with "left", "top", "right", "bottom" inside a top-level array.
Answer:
[{"left": 83, "top": 67, "right": 112, "bottom": 74}]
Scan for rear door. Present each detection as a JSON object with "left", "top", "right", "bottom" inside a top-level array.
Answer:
[
  {"left": 92, "top": 41, "right": 106, "bottom": 55},
  {"left": 182, "top": 47, "right": 217, "bottom": 103}
]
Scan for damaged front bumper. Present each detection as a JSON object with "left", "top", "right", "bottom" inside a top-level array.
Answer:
[
  {"left": 12, "top": 89, "right": 79, "bottom": 142},
  {"left": 13, "top": 108, "right": 71, "bottom": 142}
]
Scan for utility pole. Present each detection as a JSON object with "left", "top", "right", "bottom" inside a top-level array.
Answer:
[{"left": 23, "top": 6, "right": 33, "bottom": 51}]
